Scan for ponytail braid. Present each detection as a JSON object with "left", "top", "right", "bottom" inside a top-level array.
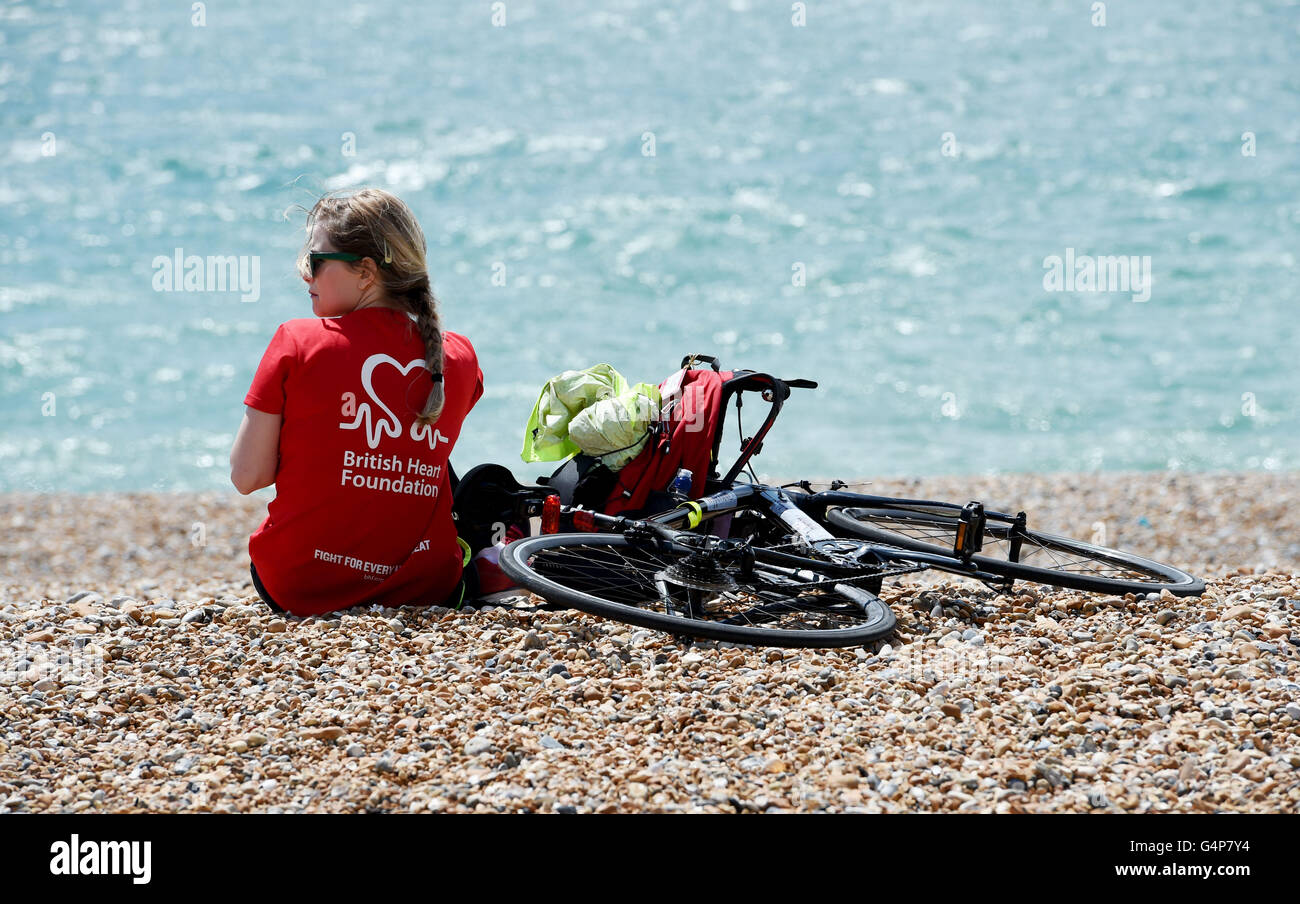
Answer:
[{"left": 407, "top": 278, "right": 446, "bottom": 426}]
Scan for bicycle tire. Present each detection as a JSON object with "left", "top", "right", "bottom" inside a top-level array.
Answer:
[
  {"left": 824, "top": 503, "right": 1204, "bottom": 596},
  {"left": 499, "top": 532, "right": 896, "bottom": 648}
]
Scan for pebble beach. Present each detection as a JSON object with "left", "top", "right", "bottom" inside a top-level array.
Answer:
[{"left": 2, "top": 471, "right": 1297, "bottom": 814}]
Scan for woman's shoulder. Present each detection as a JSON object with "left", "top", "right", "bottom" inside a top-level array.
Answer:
[
  {"left": 276, "top": 312, "right": 380, "bottom": 346},
  {"left": 442, "top": 330, "right": 477, "bottom": 361},
  {"left": 276, "top": 316, "right": 333, "bottom": 339}
]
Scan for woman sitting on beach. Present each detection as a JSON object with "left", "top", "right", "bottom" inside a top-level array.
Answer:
[{"left": 229, "top": 188, "right": 483, "bottom": 616}]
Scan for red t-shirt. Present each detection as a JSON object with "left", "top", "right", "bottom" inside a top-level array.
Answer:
[{"left": 243, "top": 308, "right": 483, "bottom": 615}]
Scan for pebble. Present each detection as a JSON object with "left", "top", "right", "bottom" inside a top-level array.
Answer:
[
  {"left": 465, "top": 737, "right": 493, "bottom": 756},
  {"left": 301, "top": 726, "right": 346, "bottom": 741}
]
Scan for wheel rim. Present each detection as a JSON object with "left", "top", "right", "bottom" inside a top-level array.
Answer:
[
  {"left": 504, "top": 534, "right": 894, "bottom": 644},
  {"left": 828, "top": 506, "right": 1201, "bottom": 591}
]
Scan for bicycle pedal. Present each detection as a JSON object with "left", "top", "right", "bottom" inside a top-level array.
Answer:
[{"left": 953, "top": 502, "right": 986, "bottom": 560}]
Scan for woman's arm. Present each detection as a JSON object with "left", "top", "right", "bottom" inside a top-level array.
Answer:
[{"left": 230, "top": 406, "right": 282, "bottom": 494}]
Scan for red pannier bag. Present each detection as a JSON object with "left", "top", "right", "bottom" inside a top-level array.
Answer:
[{"left": 602, "top": 364, "right": 734, "bottom": 516}]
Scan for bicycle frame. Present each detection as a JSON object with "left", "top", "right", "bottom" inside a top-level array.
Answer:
[{"left": 566, "top": 480, "right": 1020, "bottom": 591}]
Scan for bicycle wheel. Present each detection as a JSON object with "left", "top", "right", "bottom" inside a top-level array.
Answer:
[
  {"left": 824, "top": 503, "right": 1204, "bottom": 596},
  {"left": 499, "top": 532, "right": 896, "bottom": 648}
]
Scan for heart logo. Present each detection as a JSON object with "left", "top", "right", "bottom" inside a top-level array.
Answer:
[{"left": 339, "top": 354, "right": 450, "bottom": 450}]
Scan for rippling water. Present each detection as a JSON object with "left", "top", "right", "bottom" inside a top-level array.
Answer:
[{"left": 2, "top": 0, "right": 1297, "bottom": 491}]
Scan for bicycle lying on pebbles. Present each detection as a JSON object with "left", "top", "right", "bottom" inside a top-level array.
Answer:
[{"left": 468, "top": 366, "right": 1205, "bottom": 648}]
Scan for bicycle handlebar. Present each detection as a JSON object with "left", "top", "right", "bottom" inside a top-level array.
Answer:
[{"left": 782, "top": 378, "right": 818, "bottom": 392}]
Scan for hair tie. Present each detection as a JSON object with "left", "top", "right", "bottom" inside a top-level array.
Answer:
[{"left": 429, "top": 371, "right": 443, "bottom": 383}]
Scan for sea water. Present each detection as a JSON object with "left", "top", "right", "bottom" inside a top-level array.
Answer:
[{"left": 1, "top": 0, "right": 1296, "bottom": 491}]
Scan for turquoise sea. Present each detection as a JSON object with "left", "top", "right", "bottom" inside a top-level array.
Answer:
[{"left": 2, "top": 0, "right": 1297, "bottom": 492}]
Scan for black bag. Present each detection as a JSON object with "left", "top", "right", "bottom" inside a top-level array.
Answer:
[
  {"left": 538, "top": 453, "right": 621, "bottom": 510},
  {"left": 450, "top": 463, "right": 536, "bottom": 556}
]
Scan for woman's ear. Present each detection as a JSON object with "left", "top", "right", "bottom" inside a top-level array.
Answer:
[{"left": 356, "top": 256, "right": 379, "bottom": 289}]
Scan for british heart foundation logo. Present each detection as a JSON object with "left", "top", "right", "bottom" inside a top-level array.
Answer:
[{"left": 339, "top": 354, "right": 450, "bottom": 450}]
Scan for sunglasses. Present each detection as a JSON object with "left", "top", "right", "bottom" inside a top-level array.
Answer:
[{"left": 308, "top": 251, "right": 391, "bottom": 277}]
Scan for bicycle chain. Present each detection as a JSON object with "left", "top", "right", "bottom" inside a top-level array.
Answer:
[
  {"left": 650, "top": 533, "right": 929, "bottom": 593},
  {"left": 770, "top": 561, "right": 930, "bottom": 592},
  {"left": 746, "top": 541, "right": 930, "bottom": 591}
]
